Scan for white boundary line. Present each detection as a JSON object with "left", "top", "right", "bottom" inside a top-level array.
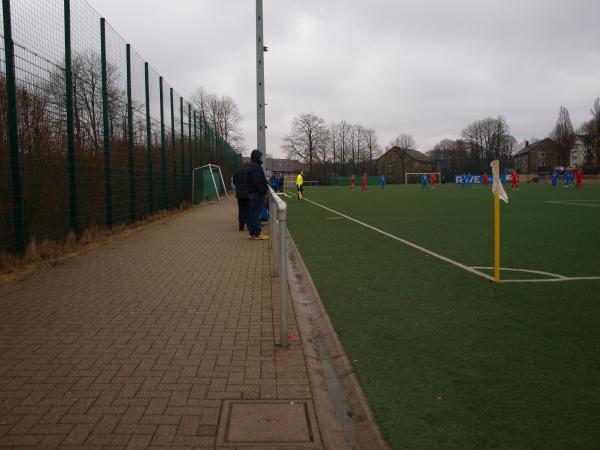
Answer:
[
  {"left": 302, "top": 197, "right": 495, "bottom": 282},
  {"left": 302, "top": 196, "right": 600, "bottom": 284},
  {"left": 471, "top": 266, "right": 566, "bottom": 280},
  {"left": 545, "top": 200, "right": 600, "bottom": 208}
]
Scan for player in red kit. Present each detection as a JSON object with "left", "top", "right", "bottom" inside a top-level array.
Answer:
[
  {"left": 350, "top": 174, "right": 355, "bottom": 191},
  {"left": 362, "top": 173, "right": 367, "bottom": 192},
  {"left": 431, "top": 173, "right": 437, "bottom": 188},
  {"left": 515, "top": 171, "right": 520, "bottom": 190},
  {"left": 510, "top": 170, "right": 517, "bottom": 190},
  {"left": 576, "top": 167, "right": 584, "bottom": 192},
  {"left": 482, "top": 172, "right": 489, "bottom": 187}
]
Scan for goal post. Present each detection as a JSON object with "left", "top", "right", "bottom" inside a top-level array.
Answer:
[
  {"left": 192, "top": 164, "right": 228, "bottom": 206},
  {"left": 405, "top": 172, "right": 442, "bottom": 185}
]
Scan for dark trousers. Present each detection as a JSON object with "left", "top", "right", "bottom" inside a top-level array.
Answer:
[
  {"left": 248, "top": 193, "right": 265, "bottom": 237},
  {"left": 237, "top": 198, "right": 249, "bottom": 230}
]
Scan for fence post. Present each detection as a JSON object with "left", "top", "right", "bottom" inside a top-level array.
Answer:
[
  {"left": 193, "top": 110, "right": 198, "bottom": 169},
  {"left": 100, "top": 18, "right": 113, "bottom": 229},
  {"left": 126, "top": 43, "right": 136, "bottom": 222},
  {"left": 2, "top": 0, "right": 25, "bottom": 253},
  {"left": 188, "top": 103, "right": 192, "bottom": 202},
  {"left": 169, "top": 87, "right": 176, "bottom": 205},
  {"left": 159, "top": 76, "right": 167, "bottom": 210},
  {"left": 64, "top": 0, "right": 78, "bottom": 237},
  {"left": 179, "top": 97, "right": 185, "bottom": 199},
  {"left": 144, "top": 62, "right": 154, "bottom": 214}
]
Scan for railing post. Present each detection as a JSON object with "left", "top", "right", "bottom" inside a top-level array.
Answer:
[
  {"left": 2, "top": 0, "right": 25, "bottom": 253},
  {"left": 270, "top": 191, "right": 278, "bottom": 276},
  {"left": 126, "top": 43, "right": 136, "bottom": 223},
  {"left": 279, "top": 207, "right": 288, "bottom": 347},
  {"left": 144, "top": 62, "right": 154, "bottom": 214},
  {"left": 100, "top": 18, "right": 113, "bottom": 229},
  {"left": 64, "top": 0, "right": 78, "bottom": 237},
  {"left": 159, "top": 76, "right": 167, "bottom": 210}
]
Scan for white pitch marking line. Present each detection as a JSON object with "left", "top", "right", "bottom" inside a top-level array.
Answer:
[
  {"left": 302, "top": 197, "right": 495, "bottom": 282},
  {"left": 500, "top": 276, "right": 600, "bottom": 283},
  {"left": 326, "top": 216, "right": 343, "bottom": 220},
  {"left": 471, "top": 266, "right": 567, "bottom": 280},
  {"left": 545, "top": 200, "right": 600, "bottom": 207}
]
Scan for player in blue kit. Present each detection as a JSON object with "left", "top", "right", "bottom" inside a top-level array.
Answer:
[
  {"left": 551, "top": 169, "right": 558, "bottom": 188},
  {"left": 421, "top": 174, "right": 428, "bottom": 190},
  {"left": 380, "top": 175, "right": 386, "bottom": 190}
]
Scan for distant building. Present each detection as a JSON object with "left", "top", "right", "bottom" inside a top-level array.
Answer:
[
  {"left": 377, "top": 146, "right": 433, "bottom": 183},
  {"left": 513, "top": 138, "right": 560, "bottom": 174}
]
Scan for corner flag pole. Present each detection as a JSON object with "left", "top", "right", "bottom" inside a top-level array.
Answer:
[
  {"left": 490, "top": 159, "right": 508, "bottom": 284},
  {"left": 494, "top": 192, "right": 500, "bottom": 283}
]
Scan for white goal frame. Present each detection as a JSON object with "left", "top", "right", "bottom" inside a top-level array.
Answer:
[
  {"left": 405, "top": 172, "right": 442, "bottom": 185},
  {"left": 303, "top": 180, "right": 320, "bottom": 187},
  {"left": 192, "top": 164, "right": 228, "bottom": 206}
]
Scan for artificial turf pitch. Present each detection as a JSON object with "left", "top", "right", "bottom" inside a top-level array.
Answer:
[{"left": 284, "top": 183, "right": 600, "bottom": 450}]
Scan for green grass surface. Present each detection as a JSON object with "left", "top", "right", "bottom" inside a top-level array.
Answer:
[{"left": 284, "top": 183, "right": 600, "bottom": 450}]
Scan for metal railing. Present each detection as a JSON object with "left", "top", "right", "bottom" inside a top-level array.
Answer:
[{"left": 268, "top": 186, "right": 289, "bottom": 346}]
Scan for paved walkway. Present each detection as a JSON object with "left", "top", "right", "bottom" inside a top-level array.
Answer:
[{"left": 0, "top": 200, "right": 316, "bottom": 449}]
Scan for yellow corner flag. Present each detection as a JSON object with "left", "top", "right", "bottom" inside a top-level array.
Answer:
[{"left": 490, "top": 160, "right": 508, "bottom": 283}]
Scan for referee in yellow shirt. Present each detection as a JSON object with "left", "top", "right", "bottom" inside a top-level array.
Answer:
[{"left": 296, "top": 171, "right": 304, "bottom": 201}]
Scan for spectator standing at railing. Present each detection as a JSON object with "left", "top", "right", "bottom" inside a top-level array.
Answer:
[
  {"left": 246, "top": 149, "right": 270, "bottom": 240},
  {"left": 233, "top": 161, "right": 251, "bottom": 232}
]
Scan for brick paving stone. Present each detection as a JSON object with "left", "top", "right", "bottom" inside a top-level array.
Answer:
[{"left": 0, "top": 200, "right": 321, "bottom": 449}]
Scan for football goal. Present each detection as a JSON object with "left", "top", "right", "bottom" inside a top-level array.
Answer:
[
  {"left": 405, "top": 172, "right": 442, "bottom": 185},
  {"left": 303, "top": 180, "right": 320, "bottom": 187},
  {"left": 192, "top": 164, "right": 228, "bottom": 206}
]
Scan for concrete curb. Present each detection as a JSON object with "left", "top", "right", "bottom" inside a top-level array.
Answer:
[{"left": 287, "top": 234, "right": 390, "bottom": 450}]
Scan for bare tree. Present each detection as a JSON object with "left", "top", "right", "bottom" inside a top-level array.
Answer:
[
  {"left": 282, "top": 113, "right": 327, "bottom": 175},
  {"left": 191, "top": 88, "right": 244, "bottom": 153},
  {"left": 461, "top": 116, "right": 513, "bottom": 171},
  {"left": 577, "top": 98, "right": 600, "bottom": 165},
  {"left": 388, "top": 134, "right": 416, "bottom": 150},
  {"left": 364, "top": 128, "right": 380, "bottom": 172},
  {"left": 551, "top": 106, "right": 576, "bottom": 166},
  {"left": 427, "top": 139, "right": 470, "bottom": 178}
]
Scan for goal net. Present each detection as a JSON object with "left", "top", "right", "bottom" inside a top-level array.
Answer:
[
  {"left": 192, "top": 164, "right": 228, "bottom": 206},
  {"left": 405, "top": 172, "right": 442, "bottom": 185}
]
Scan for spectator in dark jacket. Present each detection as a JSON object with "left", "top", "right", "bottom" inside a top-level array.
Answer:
[
  {"left": 246, "top": 149, "right": 269, "bottom": 240},
  {"left": 233, "top": 162, "right": 251, "bottom": 231}
]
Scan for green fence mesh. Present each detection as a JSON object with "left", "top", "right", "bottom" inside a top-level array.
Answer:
[{"left": 0, "top": 0, "right": 243, "bottom": 253}]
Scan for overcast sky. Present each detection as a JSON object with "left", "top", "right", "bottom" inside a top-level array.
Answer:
[{"left": 86, "top": 0, "right": 600, "bottom": 158}]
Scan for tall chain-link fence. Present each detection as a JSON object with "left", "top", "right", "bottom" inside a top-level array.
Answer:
[{"left": 1, "top": 0, "right": 242, "bottom": 253}]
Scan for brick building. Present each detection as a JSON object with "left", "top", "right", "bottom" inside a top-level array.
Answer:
[
  {"left": 513, "top": 138, "right": 560, "bottom": 174},
  {"left": 377, "top": 146, "right": 433, "bottom": 183}
]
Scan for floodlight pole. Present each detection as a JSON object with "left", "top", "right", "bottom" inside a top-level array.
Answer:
[{"left": 256, "top": 0, "right": 266, "bottom": 159}]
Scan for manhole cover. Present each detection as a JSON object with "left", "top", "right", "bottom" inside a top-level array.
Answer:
[{"left": 217, "top": 400, "right": 320, "bottom": 447}]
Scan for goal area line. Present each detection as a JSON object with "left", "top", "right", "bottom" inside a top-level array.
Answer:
[{"left": 299, "top": 196, "right": 600, "bottom": 284}]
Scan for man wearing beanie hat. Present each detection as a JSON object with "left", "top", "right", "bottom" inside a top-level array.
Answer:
[{"left": 246, "top": 149, "right": 269, "bottom": 240}]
